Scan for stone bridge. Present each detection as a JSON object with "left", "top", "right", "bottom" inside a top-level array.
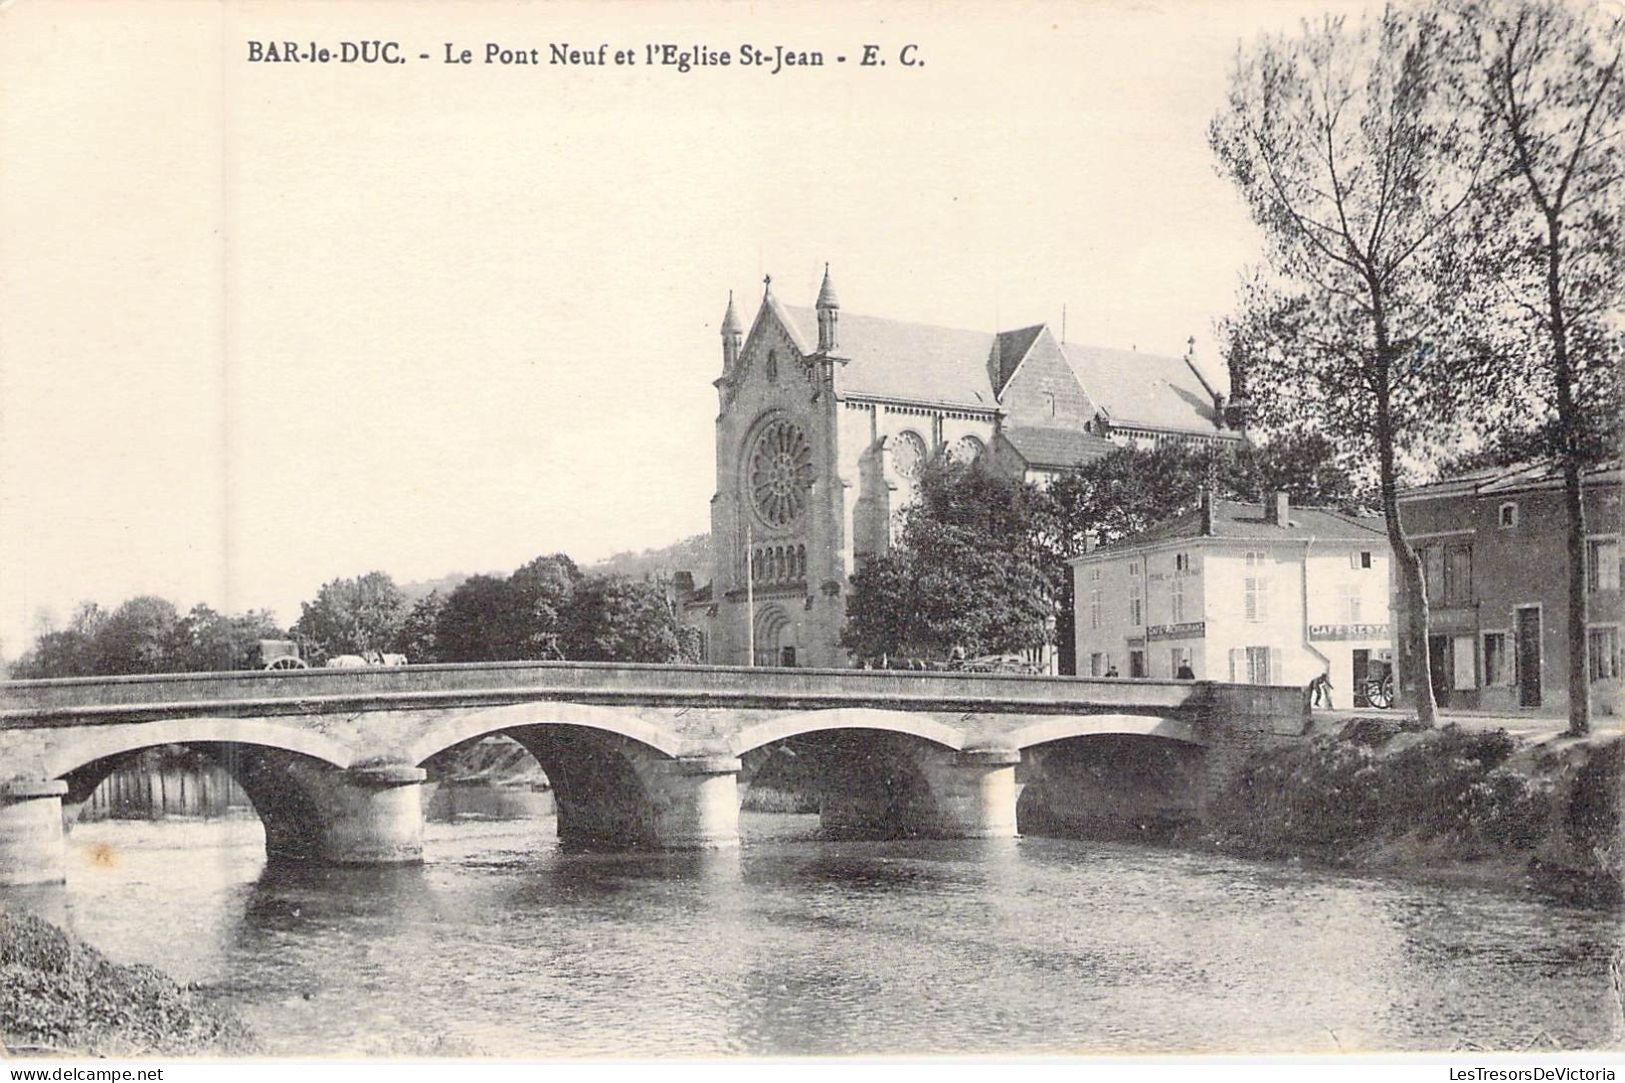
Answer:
[{"left": 0, "top": 662, "right": 1307, "bottom": 884}]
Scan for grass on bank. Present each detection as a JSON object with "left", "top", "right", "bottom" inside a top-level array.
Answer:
[
  {"left": 0, "top": 910, "right": 255, "bottom": 1057},
  {"left": 1204, "top": 720, "right": 1622, "bottom": 905}
]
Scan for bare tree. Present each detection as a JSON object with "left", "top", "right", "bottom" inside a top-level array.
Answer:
[
  {"left": 1449, "top": 0, "right": 1624, "bottom": 736},
  {"left": 1211, "top": 7, "right": 1497, "bottom": 725}
]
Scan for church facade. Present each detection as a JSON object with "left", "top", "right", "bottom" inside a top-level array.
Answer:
[{"left": 682, "top": 268, "right": 1245, "bottom": 669}]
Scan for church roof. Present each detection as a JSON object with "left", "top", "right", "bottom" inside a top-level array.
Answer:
[
  {"left": 1001, "top": 425, "right": 1116, "bottom": 470},
  {"left": 993, "top": 325, "right": 1046, "bottom": 391},
  {"left": 780, "top": 305, "right": 1001, "bottom": 407},
  {"left": 769, "top": 294, "right": 1228, "bottom": 432},
  {"left": 1060, "top": 343, "right": 1224, "bottom": 435}
]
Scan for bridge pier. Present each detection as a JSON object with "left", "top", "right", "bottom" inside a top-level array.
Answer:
[
  {"left": 267, "top": 764, "right": 427, "bottom": 866},
  {"left": 646, "top": 756, "right": 742, "bottom": 849},
  {"left": 0, "top": 779, "right": 68, "bottom": 886},
  {"left": 917, "top": 750, "right": 1021, "bottom": 839}
]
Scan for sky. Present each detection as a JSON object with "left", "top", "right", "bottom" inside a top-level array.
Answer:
[{"left": 0, "top": 0, "right": 1369, "bottom": 659}]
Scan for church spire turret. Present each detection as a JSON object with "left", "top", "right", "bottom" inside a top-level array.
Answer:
[
  {"left": 720, "top": 290, "right": 742, "bottom": 372},
  {"left": 815, "top": 263, "right": 839, "bottom": 352}
]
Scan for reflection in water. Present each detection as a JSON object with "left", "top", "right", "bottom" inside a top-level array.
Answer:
[{"left": 4, "top": 814, "right": 1618, "bottom": 1056}]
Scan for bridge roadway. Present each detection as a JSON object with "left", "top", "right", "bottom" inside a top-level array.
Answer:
[{"left": 0, "top": 662, "right": 1305, "bottom": 885}]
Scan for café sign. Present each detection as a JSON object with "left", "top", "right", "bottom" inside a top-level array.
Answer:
[
  {"left": 1308, "top": 623, "right": 1391, "bottom": 641},
  {"left": 1146, "top": 621, "right": 1205, "bottom": 641}
]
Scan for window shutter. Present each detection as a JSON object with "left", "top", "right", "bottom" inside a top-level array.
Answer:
[
  {"left": 1268, "top": 647, "right": 1283, "bottom": 685},
  {"left": 1229, "top": 648, "right": 1244, "bottom": 683}
]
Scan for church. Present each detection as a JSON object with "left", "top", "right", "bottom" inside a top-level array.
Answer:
[{"left": 679, "top": 267, "right": 1246, "bottom": 669}]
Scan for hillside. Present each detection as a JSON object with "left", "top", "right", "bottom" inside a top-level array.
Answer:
[{"left": 587, "top": 533, "right": 711, "bottom": 583}]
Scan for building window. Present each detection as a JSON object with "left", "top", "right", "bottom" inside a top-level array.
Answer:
[
  {"left": 1421, "top": 545, "right": 1445, "bottom": 599},
  {"left": 1444, "top": 544, "right": 1473, "bottom": 605},
  {"left": 1174, "top": 552, "right": 1191, "bottom": 573},
  {"left": 1229, "top": 646, "right": 1275, "bottom": 684},
  {"left": 1170, "top": 575, "right": 1185, "bottom": 622},
  {"left": 1089, "top": 586, "right": 1102, "bottom": 630},
  {"left": 1589, "top": 627, "right": 1620, "bottom": 681},
  {"left": 1243, "top": 551, "right": 1269, "bottom": 622},
  {"left": 1498, "top": 502, "right": 1518, "bottom": 529},
  {"left": 1129, "top": 650, "right": 1147, "bottom": 678},
  {"left": 1170, "top": 646, "right": 1192, "bottom": 677},
  {"left": 1588, "top": 538, "right": 1620, "bottom": 592},
  {"left": 766, "top": 349, "right": 778, "bottom": 383},
  {"left": 1089, "top": 652, "right": 1108, "bottom": 677},
  {"left": 1483, "top": 632, "right": 1508, "bottom": 686},
  {"left": 1355, "top": 550, "right": 1373, "bottom": 569}
]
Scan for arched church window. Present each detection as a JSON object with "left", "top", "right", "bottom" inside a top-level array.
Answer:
[
  {"left": 766, "top": 349, "right": 779, "bottom": 383},
  {"left": 948, "top": 434, "right": 985, "bottom": 465},
  {"left": 892, "top": 430, "right": 927, "bottom": 479},
  {"left": 796, "top": 544, "right": 807, "bottom": 579},
  {"left": 748, "top": 418, "right": 815, "bottom": 528}
]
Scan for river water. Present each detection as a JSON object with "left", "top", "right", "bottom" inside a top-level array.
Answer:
[{"left": 4, "top": 813, "right": 1620, "bottom": 1057}]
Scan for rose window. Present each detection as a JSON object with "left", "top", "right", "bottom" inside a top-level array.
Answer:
[
  {"left": 749, "top": 419, "right": 815, "bottom": 527},
  {"left": 892, "top": 430, "right": 927, "bottom": 479}
]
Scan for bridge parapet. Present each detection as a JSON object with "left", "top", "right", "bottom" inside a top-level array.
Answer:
[{"left": 0, "top": 662, "right": 1219, "bottom": 725}]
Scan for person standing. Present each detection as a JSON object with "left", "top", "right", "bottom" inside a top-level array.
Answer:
[{"left": 1309, "top": 671, "right": 1333, "bottom": 709}]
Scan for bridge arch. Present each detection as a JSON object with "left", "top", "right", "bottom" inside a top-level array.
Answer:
[
  {"left": 405, "top": 703, "right": 693, "bottom": 851},
  {"left": 1004, "top": 713, "right": 1205, "bottom": 751},
  {"left": 41, "top": 716, "right": 355, "bottom": 780},
  {"left": 404, "top": 702, "right": 685, "bottom": 765},
  {"left": 729, "top": 707, "right": 967, "bottom": 757}
]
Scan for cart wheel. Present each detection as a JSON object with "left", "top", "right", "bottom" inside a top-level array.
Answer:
[{"left": 265, "top": 656, "right": 309, "bottom": 670}]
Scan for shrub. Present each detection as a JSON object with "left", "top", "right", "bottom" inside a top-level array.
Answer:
[{"left": 1208, "top": 726, "right": 1550, "bottom": 858}]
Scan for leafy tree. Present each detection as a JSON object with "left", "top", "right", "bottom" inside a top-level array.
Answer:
[
  {"left": 170, "top": 605, "right": 283, "bottom": 672},
  {"left": 95, "top": 596, "right": 182, "bottom": 674},
  {"left": 291, "top": 571, "right": 407, "bottom": 657},
  {"left": 12, "top": 631, "right": 94, "bottom": 679},
  {"left": 561, "top": 575, "right": 683, "bottom": 663},
  {"left": 434, "top": 575, "right": 534, "bottom": 662},
  {"left": 842, "top": 458, "right": 1054, "bottom": 662},
  {"left": 1210, "top": 7, "right": 1498, "bottom": 725},
  {"left": 508, "top": 553, "right": 584, "bottom": 658},
  {"left": 391, "top": 590, "right": 448, "bottom": 664},
  {"left": 1447, "top": 0, "right": 1624, "bottom": 734}
]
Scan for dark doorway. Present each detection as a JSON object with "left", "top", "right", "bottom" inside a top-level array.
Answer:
[
  {"left": 1129, "top": 650, "right": 1146, "bottom": 678},
  {"left": 779, "top": 646, "right": 797, "bottom": 668},
  {"left": 1428, "top": 634, "right": 1451, "bottom": 707},
  {"left": 1352, "top": 649, "right": 1371, "bottom": 708},
  {"left": 1515, "top": 606, "right": 1542, "bottom": 707}
]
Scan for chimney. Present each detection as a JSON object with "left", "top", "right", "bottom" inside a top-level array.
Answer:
[
  {"left": 1264, "top": 490, "right": 1290, "bottom": 526},
  {"left": 1200, "top": 488, "right": 1214, "bottom": 536},
  {"left": 1083, "top": 531, "right": 1098, "bottom": 554}
]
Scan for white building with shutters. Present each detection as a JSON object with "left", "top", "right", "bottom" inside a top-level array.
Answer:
[{"left": 1070, "top": 491, "right": 1393, "bottom": 701}]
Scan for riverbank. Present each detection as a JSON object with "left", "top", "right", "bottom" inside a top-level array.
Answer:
[
  {"left": 1193, "top": 720, "right": 1623, "bottom": 907},
  {"left": 0, "top": 910, "right": 256, "bottom": 1056}
]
